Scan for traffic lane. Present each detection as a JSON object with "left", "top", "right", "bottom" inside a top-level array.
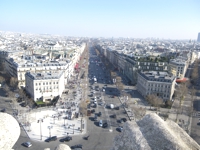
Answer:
[
  {"left": 0, "top": 97, "right": 13, "bottom": 115},
  {"left": 191, "top": 116, "right": 200, "bottom": 144}
]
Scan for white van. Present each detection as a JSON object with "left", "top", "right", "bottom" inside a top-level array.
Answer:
[
  {"left": 99, "top": 120, "right": 103, "bottom": 127},
  {"left": 110, "top": 104, "right": 114, "bottom": 109}
]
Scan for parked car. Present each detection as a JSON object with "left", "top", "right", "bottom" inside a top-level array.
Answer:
[
  {"left": 99, "top": 120, "right": 103, "bottom": 127},
  {"left": 23, "top": 142, "right": 32, "bottom": 147},
  {"left": 117, "top": 126, "right": 123, "bottom": 132},
  {"left": 93, "top": 115, "right": 97, "bottom": 121},
  {"left": 87, "top": 110, "right": 91, "bottom": 116},
  {"left": 45, "top": 136, "right": 57, "bottom": 142},
  {"left": 91, "top": 109, "right": 95, "bottom": 113},
  {"left": 103, "top": 122, "right": 108, "bottom": 128},
  {"left": 111, "top": 114, "right": 116, "bottom": 118},
  {"left": 60, "top": 136, "right": 72, "bottom": 142},
  {"left": 71, "top": 144, "right": 82, "bottom": 149},
  {"left": 0, "top": 108, "right": 6, "bottom": 112},
  {"left": 117, "top": 119, "right": 122, "bottom": 123},
  {"left": 121, "top": 118, "right": 127, "bottom": 122},
  {"left": 98, "top": 112, "right": 102, "bottom": 117},
  {"left": 115, "top": 106, "right": 119, "bottom": 110}
]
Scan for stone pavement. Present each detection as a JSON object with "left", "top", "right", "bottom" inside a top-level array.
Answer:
[{"left": 17, "top": 109, "right": 87, "bottom": 141}]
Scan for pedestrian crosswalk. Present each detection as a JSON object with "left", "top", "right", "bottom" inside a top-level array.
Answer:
[{"left": 192, "top": 112, "right": 200, "bottom": 117}]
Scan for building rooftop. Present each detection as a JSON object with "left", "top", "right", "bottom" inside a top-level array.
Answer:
[
  {"left": 26, "top": 71, "right": 64, "bottom": 80},
  {"left": 138, "top": 71, "right": 175, "bottom": 83}
]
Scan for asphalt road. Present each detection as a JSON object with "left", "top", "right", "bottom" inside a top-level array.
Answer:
[{"left": 191, "top": 65, "right": 200, "bottom": 144}]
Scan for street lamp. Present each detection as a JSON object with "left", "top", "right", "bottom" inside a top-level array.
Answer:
[
  {"left": 80, "top": 117, "right": 83, "bottom": 133},
  {"left": 37, "top": 119, "right": 43, "bottom": 140},
  {"left": 63, "top": 117, "right": 66, "bottom": 126},
  {"left": 48, "top": 126, "right": 53, "bottom": 137},
  {"left": 72, "top": 124, "right": 75, "bottom": 134},
  {"left": 53, "top": 116, "right": 56, "bottom": 124},
  {"left": 113, "top": 78, "right": 116, "bottom": 85}
]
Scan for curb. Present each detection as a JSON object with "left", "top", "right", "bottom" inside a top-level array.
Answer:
[
  {"left": 118, "top": 97, "right": 133, "bottom": 121},
  {"left": 8, "top": 102, "right": 31, "bottom": 139}
]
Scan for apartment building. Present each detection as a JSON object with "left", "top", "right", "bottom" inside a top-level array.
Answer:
[
  {"left": 25, "top": 71, "right": 64, "bottom": 101},
  {"left": 137, "top": 71, "right": 176, "bottom": 101},
  {"left": 168, "top": 59, "right": 187, "bottom": 78},
  {"left": 4, "top": 43, "right": 86, "bottom": 88}
]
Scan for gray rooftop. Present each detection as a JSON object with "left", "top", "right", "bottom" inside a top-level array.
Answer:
[
  {"left": 26, "top": 71, "right": 64, "bottom": 80},
  {"left": 138, "top": 71, "right": 175, "bottom": 83}
]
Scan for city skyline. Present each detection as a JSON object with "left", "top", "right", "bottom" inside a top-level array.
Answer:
[{"left": 0, "top": 0, "right": 200, "bottom": 39}]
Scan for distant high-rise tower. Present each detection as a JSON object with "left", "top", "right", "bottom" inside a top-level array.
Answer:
[{"left": 197, "top": 33, "right": 200, "bottom": 42}]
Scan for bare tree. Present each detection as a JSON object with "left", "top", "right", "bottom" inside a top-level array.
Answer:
[
  {"left": 116, "top": 82, "right": 124, "bottom": 97},
  {"left": 0, "top": 76, "right": 5, "bottom": 84},
  {"left": 191, "top": 86, "right": 196, "bottom": 101},
  {"left": 10, "top": 77, "right": 18, "bottom": 89},
  {"left": 191, "top": 60, "right": 199, "bottom": 84},
  {"left": 176, "top": 83, "right": 188, "bottom": 106},
  {"left": 110, "top": 71, "right": 117, "bottom": 79},
  {"left": 116, "top": 76, "right": 122, "bottom": 83},
  {"left": 0, "top": 61, "right": 5, "bottom": 71},
  {"left": 3, "top": 84, "right": 10, "bottom": 96},
  {"left": 19, "top": 89, "right": 26, "bottom": 104},
  {"left": 79, "top": 101, "right": 87, "bottom": 117},
  {"left": 130, "top": 105, "right": 146, "bottom": 121},
  {"left": 146, "top": 94, "right": 163, "bottom": 111},
  {"left": 95, "top": 49, "right": 100, "bottom": 56}
]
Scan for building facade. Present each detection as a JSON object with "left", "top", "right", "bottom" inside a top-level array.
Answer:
[
  {"left": 137, "top": 71, "right": 176, "bottom": 101},
  {"left": 197, "top": 33, "right": 200, "bottom": 43},
  {"left": 4, "top": 43, "right": 86, "bottom": 88},
  {"left": 168, "top": 59, "right": 188, "bottom": 78},
  {"left": 25, "top": 71, "right": 65, "bottom": 101}
]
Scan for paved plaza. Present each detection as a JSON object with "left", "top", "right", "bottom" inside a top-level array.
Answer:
[
  {"left": 19, "top": 109, "right": 87, "bottom": 141},
  {"left": 12, "top": 74, "right": 88, "bottom": 142}
]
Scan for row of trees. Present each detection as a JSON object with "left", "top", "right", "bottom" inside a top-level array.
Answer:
[{"left": 190, "top": 59, "right": 200, "bottom": 84}]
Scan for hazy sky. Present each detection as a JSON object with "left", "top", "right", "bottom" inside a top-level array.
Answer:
[{"left": 0, "top": 0, "right": 199, "bottom": 39}]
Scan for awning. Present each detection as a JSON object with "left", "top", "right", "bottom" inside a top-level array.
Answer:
[{"left": 74, "top": 63, "right": 79, "bottom": 69}]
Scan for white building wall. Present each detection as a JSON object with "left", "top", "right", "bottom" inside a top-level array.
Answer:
[{"left": 25, "top": 71, "right": 65, "bottom": 101}]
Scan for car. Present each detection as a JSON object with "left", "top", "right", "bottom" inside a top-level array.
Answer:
[
  {"left": 121, "top": 118, "right": 127, "bottom": 122},
  {"left": 91, "top": 109, "right": 95, "bottom": 113},
  {"left": 60, "top": 136, "right": 72, "bottom": 142},
  {"left": 45, "top": 136, "right": 57, "bottom": 142},
  {"left": 23, "top": 142, "right": 32, "bottom": 147},
  {"left": 98, "top": 112, "right": 102, "bottom": 117},
  {"left": 71, "top": 144, "right": 83, "bottom": 149},
  {"left": 20, "top": 102, "right": 28, "bottom": 107},
  {"left": 87, "top": 104, "right": 90, "bottom": 109},
  {"left": 93, "top": 114, "right": 98, "bottom": 121},
  {"left": 117, "top": 126, "right": 123, "bottom": 132},
  {"left": 115, "top": 106, "right": 119, "bottom": 110},
  {"left": 111, "top": 114, "right": 116, "bottom": 118},
  {"left": 103, "top": 122, "right": 108, "bottom": 128},
  {"left": 99, "top": 120, "right": 103, "bottom": 127},
  {"left": 117, "top": 119, "right": 122, "bottom": 123},
  {"left": 0, "top": 108, "right": 6, "bottom": 112}
]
